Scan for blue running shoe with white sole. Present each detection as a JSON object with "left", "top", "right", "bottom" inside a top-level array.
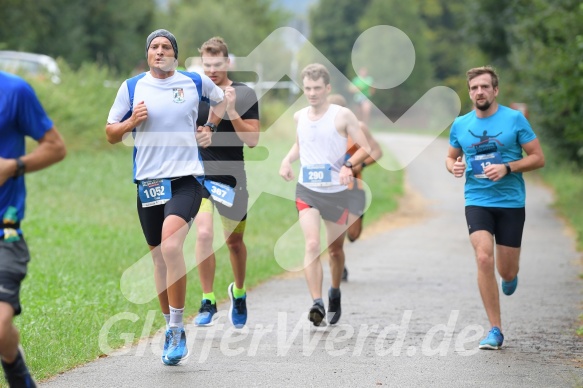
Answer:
[
  {"left": 479, "top": 326, "right": 504, "bottom": 350},
  {"left": 162, "top": 327, "right": 189, "bottom": 365},
  {"left": 228, "top": 283, "right": 247, "bottom": 329},
  {"left": 501, "top": 276, "right": 518, "bottom": 296},
  {"left": 194, "top": 299, "right": 217, "bottom": 326}
]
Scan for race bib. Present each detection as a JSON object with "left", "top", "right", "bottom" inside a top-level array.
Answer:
[
  {"left": 470, "top": 152, "right": 503, "bottom": 178},
  {"left": 303, "top": 164, "right": 332, "bottom": 186},
  {"left": 138, "top": 179, "right": 172, "bottom": 208},
  {"left": 204, "top": 180, "right": 235, "bottom": 208}
]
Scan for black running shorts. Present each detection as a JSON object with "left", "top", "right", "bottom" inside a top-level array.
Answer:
[
  {"left": 137, "top": 175, "right": 204, "bottom": 247},
  {"left": 0, "top": 238, "right": 30, "bottom": 315},
  {"left": 465, "top": 206, "right": 526, "bottom": 248},
  {"left": 202, "top": 184, "right": 248, "bottom": 223}
]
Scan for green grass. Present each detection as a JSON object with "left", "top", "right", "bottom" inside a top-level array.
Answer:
[
  {"left": 13, "top": 61, "right": 580, "bottom": 383},
  {"left": 15, "top": 95, "right": 403, "bottom": 382},
  {"left": 537, "top": 146, "right": 583, "bottom": 337}
]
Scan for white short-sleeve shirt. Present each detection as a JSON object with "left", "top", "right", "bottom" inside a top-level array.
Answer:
[{"left": 107, "top": 70, "right": 224, "bottom": 182}]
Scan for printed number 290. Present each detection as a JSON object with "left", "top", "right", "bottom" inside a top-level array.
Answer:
[{"left": 308, "top": 171, "right": 324, "bottom": 180}]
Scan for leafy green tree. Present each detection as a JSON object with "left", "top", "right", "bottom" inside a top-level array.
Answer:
[
  {"left": 464, "top": 0, "right": 514, "bottom": 67},
  {"left": 357, "top": 0, "right": 434, "bottom": 116},
  {"left": 509, "top": 0, "right": 583, "bottom": 164},
  {"left": 0, "top": 0, "right": 156, "bottom": 73},
  {"left": 157, "top": 0, "right": 291, "bottom": 83},
  {"left": 308, "top": 0, "right": 372, "bottom": 77},
  {"left": 416, "top": 0, "right": 467, "bottom": 81},
  {"left": 160, "top": 0, "right": 289, "bottom": 59}
]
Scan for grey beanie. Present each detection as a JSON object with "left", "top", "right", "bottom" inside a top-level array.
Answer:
[{"left": 146, "top": 29, "right": 178, "bottom": 59}]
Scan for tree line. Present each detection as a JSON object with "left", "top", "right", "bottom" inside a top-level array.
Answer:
[
  {"left": 0, "top": 0, "right": 581, "bottom": 165},
  {"left": 308, "top": 0, "right": 582, "bottom": 165}
]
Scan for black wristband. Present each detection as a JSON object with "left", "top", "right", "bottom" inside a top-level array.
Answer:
[
  {"left": 204, "top": 122, "right": 218, "bottom": 133},
  {"left": 504, "top": 162, "right": 511, "bottom": 175},
  {"left": 13, "top": 158, "right": 25, "bottom": 178}
]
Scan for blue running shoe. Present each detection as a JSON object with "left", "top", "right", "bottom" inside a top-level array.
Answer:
[
  {"left": 162, "top": 327, "right": 189, "bottom": 365},
  {"left": 479, "top": 326, "right": 504, "bottom": 350},
  {"left": 228, "top": 283, "right": 247, "bottom": 329},
  {"left": 501, "top": 276, "right": 518, "bottom": 296},
  {"left": 194, "top": 299, "right": 217, "bottom": 326}
]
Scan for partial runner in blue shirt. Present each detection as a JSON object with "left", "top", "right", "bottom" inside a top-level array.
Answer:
[{"left": 0, "top": 70, "right": 66, "bottom": 387}]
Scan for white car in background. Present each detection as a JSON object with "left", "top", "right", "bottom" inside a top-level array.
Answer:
[{"left": 0, "top": 50, "right": 61, "bottom": 84}]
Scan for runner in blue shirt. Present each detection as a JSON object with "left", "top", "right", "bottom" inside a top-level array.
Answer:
[
  {"left": 446, "top": 66, "right": 545, "bottom": 350},
  {"left": 0, "top": 71, "right": 66, "bottom": 386}
]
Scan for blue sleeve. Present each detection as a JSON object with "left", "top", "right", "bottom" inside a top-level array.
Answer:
[
  {"left": 515, "top": 112, "right": 536, "bottom": 145},
  {"left": 449, "top": 119, "right": 461, "bottom": 149},
  {"left": 15, "top": 80, "right": 53, "bottom": 140}
]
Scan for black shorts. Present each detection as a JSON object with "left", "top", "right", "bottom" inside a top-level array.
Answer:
[
  {"left": 202, "top": 184, "right": 248, "bottom": 222},
  {"left": 346, "top": 185, "right": 366, "bottom": 216},
  {"left": 0, "top": 238, "right": 30, "bottom": 315},
  {"left": 295, "top": 183, "right": 349, "bottom": 224},
  {"left": 465, "top": 206, "right": 526, "bottom": 248},
  {"left": 137, "top": 176, "right": 204, "bottom": 247}
]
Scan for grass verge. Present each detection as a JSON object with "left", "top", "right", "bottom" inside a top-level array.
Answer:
[{"left": 18, "top": 106, "right": 402, "bottom": 382}]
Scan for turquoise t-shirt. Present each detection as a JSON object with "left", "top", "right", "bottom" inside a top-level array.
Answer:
[{"left": 449, "top": 105, "right": 537, "bottom": 208}]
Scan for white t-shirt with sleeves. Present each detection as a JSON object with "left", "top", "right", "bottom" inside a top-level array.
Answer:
[{"left": 107, "top": 71, "right": 224, "bottom": 181}]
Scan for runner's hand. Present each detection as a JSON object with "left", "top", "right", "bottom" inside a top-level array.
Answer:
[
  {"left": 279, "top": 162, "right": 294, "bottom": 182},
  {"left": 339, "top": 165, "right": 354, "bottom": 185},
  {"left": 452, "top": 156, "right": 465, "bottom": 178},
  {"left": 484, "top": 163, "right": 506, "bottom": 182},
  {"left": 196, "top": 126, "right": 212, "bottom": 148},
  {"left": 131, "top": 101, "right": 148, "bottom": 127}
]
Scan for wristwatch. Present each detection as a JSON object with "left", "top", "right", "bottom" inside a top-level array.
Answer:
[
  {"left": 503, "top": 162, "right": 511, "bottom": 175},
  {"left": 13, "top": 158, "right": 25, "bottom": 178},
  {"left": 343, "top": 160, "right": 353, "bottom": 170},
  {"left": 204, "top": 122, "right": 218, "bottom": 133}
]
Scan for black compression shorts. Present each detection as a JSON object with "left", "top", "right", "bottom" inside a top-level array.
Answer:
[{"left": 137, "top": 175, "right": 204, "bottom": 247}]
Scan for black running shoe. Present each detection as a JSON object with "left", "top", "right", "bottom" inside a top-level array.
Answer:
[
  {"left": 308, "top": 303, "right": 326, "bottom": 326},
  {"left": 2, "top": 346, "right": 37, "bottom": 388},
  {"left": 328, "top": 292, "right": 342, "bottom": 325},
  {"left": 341, "top": 266, "right": 348, "bottom": 282}
]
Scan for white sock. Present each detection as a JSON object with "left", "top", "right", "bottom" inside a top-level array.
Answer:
[
  {"left": 163, "top": 313, "right": 170, "bottom": 328},
  {"left": 169, "top": 305, "right": 184, "bottom": 328}
]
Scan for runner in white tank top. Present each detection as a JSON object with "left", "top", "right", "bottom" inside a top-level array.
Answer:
[
  {"left": 297, "top": 103, "right": 347, "bottom": 193},
  {"left": 279, "top": 63, "right": 371, "bottom": 327}
]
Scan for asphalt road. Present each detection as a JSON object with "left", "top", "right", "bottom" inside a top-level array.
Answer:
[{"left": 40, "top": 134, "right": 583, "bottom": 387}]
